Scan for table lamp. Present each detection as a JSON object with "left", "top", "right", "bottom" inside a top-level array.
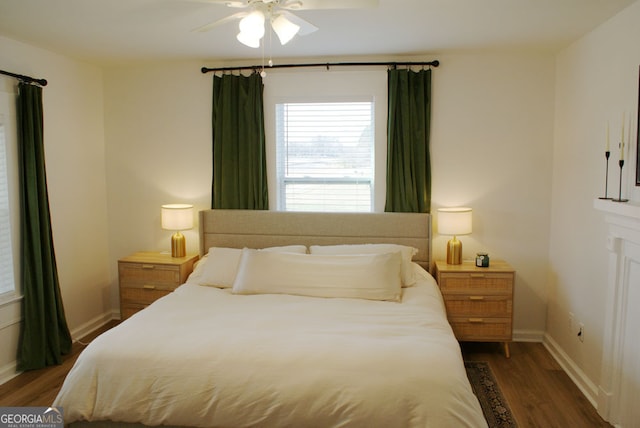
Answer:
[
  {"left": 437, "top": 207, "right": 472, "bottom": 265},
  {"left": 161, "top": 204, "right": 193, "bottom": 258}
]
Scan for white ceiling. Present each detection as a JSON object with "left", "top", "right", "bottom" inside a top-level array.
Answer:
[{"left": 0, "top": 0, "right": 636, "bottom": 66}]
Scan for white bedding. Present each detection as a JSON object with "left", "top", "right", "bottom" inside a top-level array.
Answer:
[{"left": 54, "top": 266, "right": 487, "bottom": 427}]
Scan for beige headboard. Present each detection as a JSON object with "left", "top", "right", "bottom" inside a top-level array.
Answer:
[{"left": 199, "top": 210, "right": 432, "bottom": 272}]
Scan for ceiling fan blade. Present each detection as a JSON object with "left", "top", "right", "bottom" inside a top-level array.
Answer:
[
  {"left": 278, "top": 10, "right": 317, "bottom": 36},
  {"left": 185, "top": 0, "right": 249, "bottom": 8},
  {"left": 192, "top": 11, "right": 247, "bottom": 32},
  {"left": 225, "top": 1, "right": 250, "bottom": 7},
  {"left": 281, "top": 0, "right": 378, "bottom": 10}
]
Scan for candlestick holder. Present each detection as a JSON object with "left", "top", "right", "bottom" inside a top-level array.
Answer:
[
  {"left": 598, "top": 150, "right": 612, "bottom": 200},
  {"left": 612, "top": 159, "right": 629, "bottom": 203}
]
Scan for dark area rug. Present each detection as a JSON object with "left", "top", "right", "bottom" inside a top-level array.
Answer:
[{"left": 465, "top": 361, "right": 518, "bottom": 428}]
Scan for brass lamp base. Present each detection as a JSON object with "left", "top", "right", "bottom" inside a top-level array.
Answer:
[
  {"left": 446, "top": 236, "right": 462, "bottom": 265},
  {"left": 171, "top": 231, "right": 186, "bottom": 258}
]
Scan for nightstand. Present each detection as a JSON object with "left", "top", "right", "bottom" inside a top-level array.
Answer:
[
  {"left": 118, "top": 251, "right": 199, "bottom": 320},
  {"left": 434, "top": 259, "right": 515, "bottom": 357}
]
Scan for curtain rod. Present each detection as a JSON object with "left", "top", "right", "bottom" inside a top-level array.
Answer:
[
  {"left": 201, "top": 60, "right": 439, "bottom": 74},
  {"left": 0, "top": 69, "right": 48, "bottom": 86}
]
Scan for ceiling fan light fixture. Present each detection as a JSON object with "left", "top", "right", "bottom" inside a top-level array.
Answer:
[
  {"left": 238, "top": 10, "right": 265, "bottom": 39},
  {"left": 237, "top": 30, "right": 261, "bottom": 48},
  {"left": 271, "top": 14, "right": 300, "bottom": 45}
]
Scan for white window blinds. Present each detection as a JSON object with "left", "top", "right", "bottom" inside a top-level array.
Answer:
[
  {"left": 0, "top": 120, "right": 16, "bottom": 296},
  {"left": 276, "top": 101, "right": 374, "bottom": 212}
]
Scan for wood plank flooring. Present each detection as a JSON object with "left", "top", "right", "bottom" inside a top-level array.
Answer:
[
  {"left": 461, "top": 341, "right": 612, "bottom": 428},
  {"left": 0, "top": 324, "right": 612, "bottom": 427}
]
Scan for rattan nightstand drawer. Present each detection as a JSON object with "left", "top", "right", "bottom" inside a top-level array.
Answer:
[
  {"left": 443, "top": 294, "right": 512, "bottom": 318},
  {"left": 437, "top": 272, "right": 513, "bottom": 293},
  {"left": 119, "top": 263, "right": 181, "bottom": 291},
  {"left": 120, "top": 287, "right": 172, "bottom": 305},
  {"left": 449, "top": 317, "right": 512, "bottom": 341}
]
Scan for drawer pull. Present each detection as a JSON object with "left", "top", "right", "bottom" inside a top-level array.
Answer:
[
  {"left": 141, "top": 264, "right": 155, "bottom": 270},
  {"left": 470, "top": 273, "right": 485, "bottom": 278},
  {"left": 468, "top": 318, "right": 484, "bottom": 323},
  {"left": 143, "top": 284, "right": 156, "bottom": 290},
  {"left": 469, "top": 296, "right": 485, "bottom": 301}
]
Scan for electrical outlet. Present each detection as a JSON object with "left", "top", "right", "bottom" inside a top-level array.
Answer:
[{"left": 578, "top": 323, "right": 584, "bottom": 343}]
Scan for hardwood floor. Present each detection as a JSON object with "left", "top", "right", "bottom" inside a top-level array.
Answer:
[
  {"left": 462, "top": 341, "right": 612, "bottom": 428},
  {"left": 0, "top": 325, "right": 612, "bottom": 427}
]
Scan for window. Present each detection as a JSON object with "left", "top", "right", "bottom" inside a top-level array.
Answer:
[
  {"left": 0, "top": 119, "right": 16, "bottom": 296},
  {"left": 276, "top": 101, "right": 374, "bottom": 212}
]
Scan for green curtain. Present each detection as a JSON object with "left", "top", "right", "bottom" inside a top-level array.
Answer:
[
  {"left": 385, "top": 69, "right": 432, "bottom": 213},
  {"left": 211, "top": 73, "right": 268, "bottom": 209},
  {"left": 16, "top": 82, "right": 71, "bottom": 371}
]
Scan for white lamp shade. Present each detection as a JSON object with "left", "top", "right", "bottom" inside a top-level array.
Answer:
[
  {"left": 161, "top": 204, "right": 194, "bottom": 231},
  {"left": 239, "top": 10, "right": 265, "bottom": 37},
  {"left": 271, "top": 14, "right": 300, "bottom": 45},
  {"left": 237, "top": 31, "right": 261, "bottom": 48},
  {"left": 236, "top": 10, "right": 265, "bottom": 48},
  {"left": 437, "top": 207, "right": 472, "bottom": 236}
]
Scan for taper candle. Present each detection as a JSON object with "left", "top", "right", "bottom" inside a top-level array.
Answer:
[
  {"left": 620, "top": 113, "right": 625, "bottom": 160},
  {"left": 627, "top": 112, "right": 631, "bottom": 147}
]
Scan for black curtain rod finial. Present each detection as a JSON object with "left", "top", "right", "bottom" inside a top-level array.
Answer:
[{"left": 0, "top": 69, "right": 47, "bottom": 86}]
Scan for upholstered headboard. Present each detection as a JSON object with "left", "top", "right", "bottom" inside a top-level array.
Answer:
[{"left": 199, "top": 210, "right": 432, "bottom": 272}]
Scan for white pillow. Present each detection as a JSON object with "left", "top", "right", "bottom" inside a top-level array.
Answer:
[
  {"left": 232, "top": 249, "right": 402, "bottom": 301},
  {"left": 262, "top": 245, "right": 307, "bottom": 254},
  {"left": 185, "top": 254, "right": 208, "bottom": 285},
  {"left": 197, "top": 247, "right": 242, "bottom": 288},
  {"left": 192, "top": 245, "right": 307, "bottom": 288},
  {"left": 309, "top": 244, "right": 418, "bottom": 286}
]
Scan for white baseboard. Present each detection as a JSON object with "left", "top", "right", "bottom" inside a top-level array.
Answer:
[
  {"left": 0, "top": 360, "right": 19, "bottom": 386},
  {"left": 70, "top": 310, "right": 119, "bottom": 342},
  {"left": 513, "top": 329, "right": 545, "bottom": 342},
  {"left": 543, "top": 333, "right": 599, "bottom": 408}
]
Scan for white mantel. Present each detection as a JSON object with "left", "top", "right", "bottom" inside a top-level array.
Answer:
[
  {"left": 594, "top": 198, "right": 640, "bottom": 221},
  {"left": 593, "top": 198, "right": 640, "bottom": 427}
]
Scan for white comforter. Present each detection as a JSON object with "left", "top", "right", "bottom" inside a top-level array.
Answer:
[{"left": 54, "top": 267, "right": 486, "bottom": 427}]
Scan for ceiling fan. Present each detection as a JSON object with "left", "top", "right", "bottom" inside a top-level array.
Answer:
[{"left": 193, "top": 0, "right": 379, "bottom": 48}]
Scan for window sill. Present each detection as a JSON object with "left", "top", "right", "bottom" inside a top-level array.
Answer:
[{"left": 0, "top": 293, "right": 23, "bottom": 308}]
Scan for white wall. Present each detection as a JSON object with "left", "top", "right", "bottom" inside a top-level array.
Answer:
[
  {"left": 0, "top": 36, "right": 110, "bottom": 382},
  {"left": 548, "top": 0, "right": 640, "bottom": 405},
  {"left": 431, "top": 53, "right": 555, "bottom": 337},
  {"left": 103, "top": 63, "right": 212, "bottom": 306},
  {"left": 103, "top": 52, "right": 556, "bottom": 338}
]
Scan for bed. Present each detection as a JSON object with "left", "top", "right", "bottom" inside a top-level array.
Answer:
[{"left": 54, "top": 210, "right": 487, "bottom": 427}]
